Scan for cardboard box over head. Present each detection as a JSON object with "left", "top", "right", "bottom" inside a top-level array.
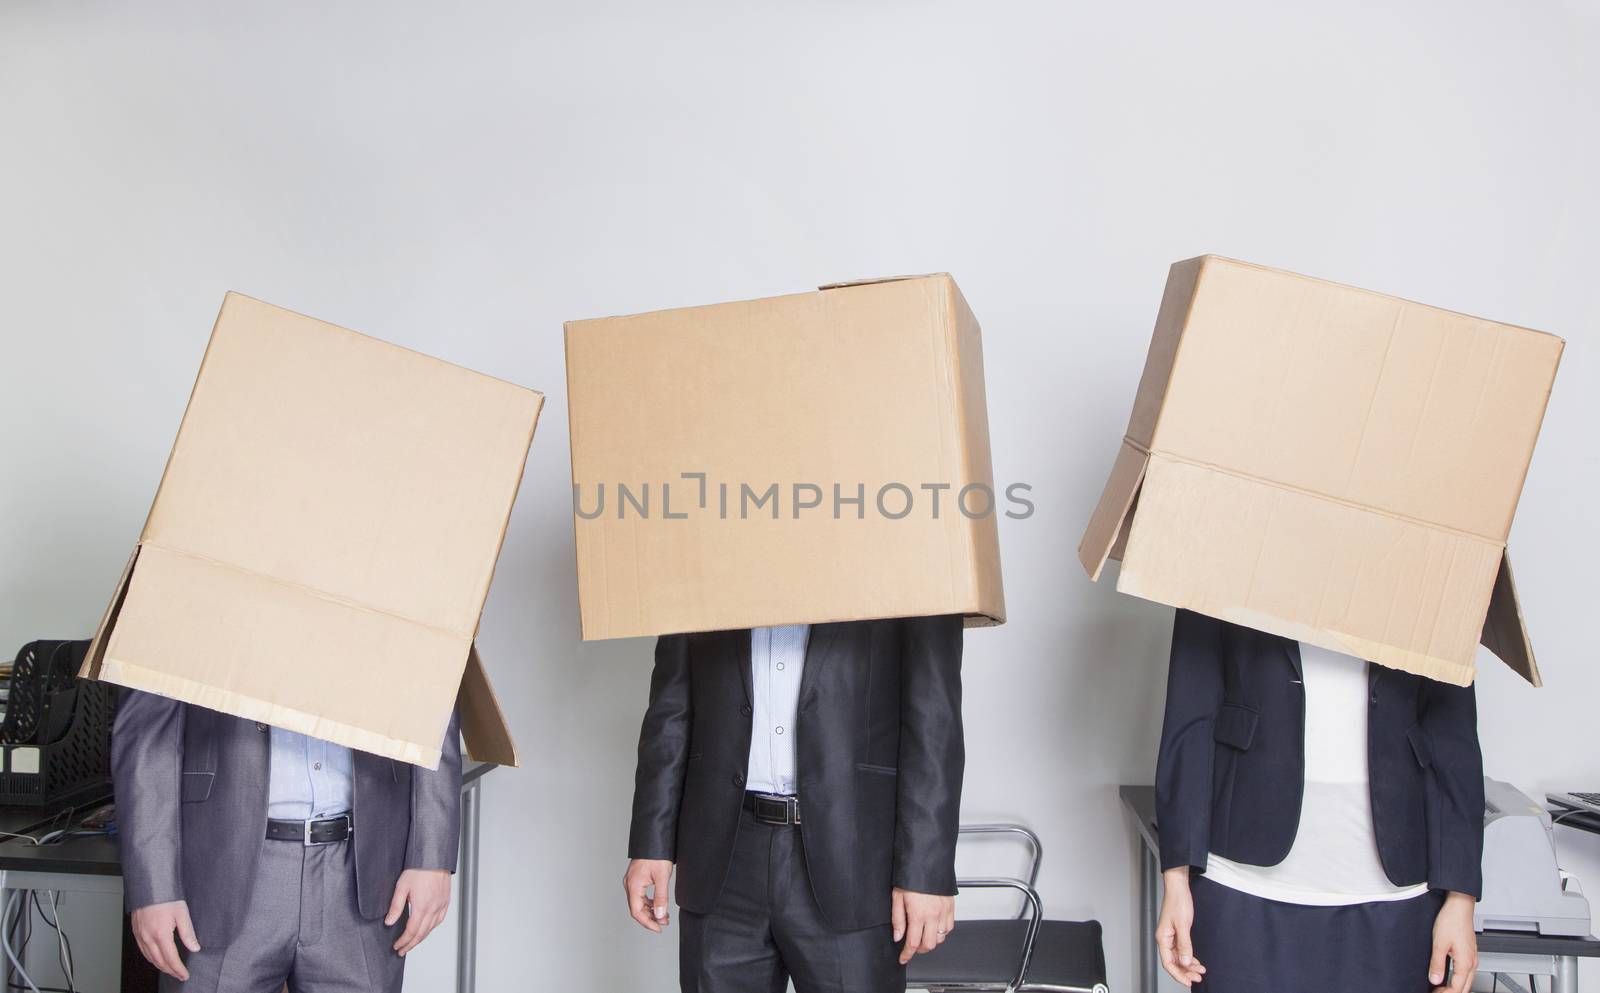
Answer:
[
  {"left": 82, "top": 293, "right": 543, "bottom": 768},
  {"left": 565, "top": 274, "right": 1005, "bottom": 641},
  {"left": 1080, "top": 256, "right": 1562, "bottom": 687}
]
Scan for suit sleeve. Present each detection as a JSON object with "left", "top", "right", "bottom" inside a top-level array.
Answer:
[
  {"left": 1418, "top": 678, "right": 1485, "bottom": 898},
  {"left": 893, "top": 614, "right": 964, "bottom": 896},
  {"left": 628, "top": 634, "right": 693, "bottom": 861},
  {"left": 111, "top": 688, "right": 186, "bottom": 911},
  {"left": 405, "top": 708, "right": 463, "bottom": 871},
  {"left": 1155, "top": 609, "right": 1226, "bottom": 874}
]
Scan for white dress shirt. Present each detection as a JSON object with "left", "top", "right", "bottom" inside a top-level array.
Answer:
[
  {"left": 745, "top": 624, "right": 811, "bottom": 796},
  {"left": 1205, "top": 643, "right": 1430, "bottom": 905},
  {"left": 267, "top": 727, "right": 354, "bottom": 820}
]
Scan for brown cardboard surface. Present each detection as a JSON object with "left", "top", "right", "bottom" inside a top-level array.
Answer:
[
  {"left": 83, "top": 293, "right": 542, "bottom": 766},
  {"left": 1082, "top": 257, "right": 1562, "bottom": 685},
  {"left": 565, "top": 274, "right": 1005, "bottom": 641}
]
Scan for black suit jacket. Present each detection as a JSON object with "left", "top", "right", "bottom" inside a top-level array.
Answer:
[
  {"left": 628, "top": 616, "right": 964, "bottom": 930},
  {"left": 1155, "top": 609, "right": 1484, "bottom": 897},
  {"left": 112, "top": 691, "right": 463, "bottom": 947}
]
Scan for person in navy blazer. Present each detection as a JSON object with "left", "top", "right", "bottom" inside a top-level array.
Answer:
[{"left": 1154, "top": 609, "right": 1483, "bottom": 993}]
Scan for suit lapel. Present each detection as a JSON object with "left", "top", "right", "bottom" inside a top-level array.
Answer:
[
  {"left": 798, "top": 622, "right": 844, "bottom": 708},
  {"left": 732, "top": 629, "right": 754, "bottom": 706},
  {"left": 1280, "top": 633, "right": 1303, "bottom": 679}
]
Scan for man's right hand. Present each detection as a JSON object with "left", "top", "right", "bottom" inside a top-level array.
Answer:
[
  {"left": 1155, "top": 867, "right": 1206, "bottom": 987},
  {"left": 131, "top": 900, "right": 200, "bottom": 981},
  {"left": 624, "top": 858, "right": 675, "bottom": 932}
]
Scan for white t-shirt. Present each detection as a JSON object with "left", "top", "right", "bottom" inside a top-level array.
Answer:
[{"left": 1204, "top": 643, "right": 1430, "bottom": 906}]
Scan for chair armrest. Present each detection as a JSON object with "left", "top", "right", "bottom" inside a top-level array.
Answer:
[
  {"left": 955, "top": 876, "right": 1044, "bottom": 989},
  {"left": 957, "top": 823, "right": 1044, "bottom": 916}
]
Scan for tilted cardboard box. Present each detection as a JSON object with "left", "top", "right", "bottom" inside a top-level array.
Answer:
[
  {"left": 565, "top": 274, "right": 1005, "bottom": 641},
  {"left": 82, "top": 293, "right": 543, "bottom": 767},
  {"left": 1080, "top": 257, "right": 1562, "bottom": 687}
]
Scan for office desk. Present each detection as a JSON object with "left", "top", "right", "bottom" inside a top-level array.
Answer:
[
  {"left": 1548, "top": 798, "right": 1600, "bottom": 838},
  {"left": 1119, "top": 785, "right": 1600, "bottom": 993},
  {"left": 0, "top": 761, "right": 496, "bottom": 993}
]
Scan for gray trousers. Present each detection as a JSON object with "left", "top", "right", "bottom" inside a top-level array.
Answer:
[{"left": 163, "top": 837, "right": 405, "bottom": 993}]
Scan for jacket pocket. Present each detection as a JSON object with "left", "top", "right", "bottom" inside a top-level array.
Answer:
[
  {"left": 1212, "top": 703, "right": 1259, "bottom": 751},
  {"left": 856, "top": 762, "right": 898, "bottom": 776},
  {"left": 180, "top": 771, "right": 215, "bottom": 802},
  {"left": 1405, "top": 725, "right": 1433, "bottom": 768}
]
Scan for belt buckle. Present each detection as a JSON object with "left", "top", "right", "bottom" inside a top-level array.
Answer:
[
  {"left": 305, "top": 813, "right": 351, "bottom": 846},
  {"left": 753, "top": 794, "right": 799, "bottom": 825}
]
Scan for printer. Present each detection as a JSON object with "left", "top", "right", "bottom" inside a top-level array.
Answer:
[{"left": 1476, "top": 778, "right": 1591, "bottom": 937}]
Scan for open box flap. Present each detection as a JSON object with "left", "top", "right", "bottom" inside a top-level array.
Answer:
[
  {"left": 91, "top": 542, "right": 469, "bottom": 769},
  {"left": 457, "top": 645, "right": 518, "bottom": 766},
  {"left": 1077, "top": 439, "right": 1150, "bottom": 581},
  {"left": 1480, "top": 550, "right": 1539, "bottom": 687}
]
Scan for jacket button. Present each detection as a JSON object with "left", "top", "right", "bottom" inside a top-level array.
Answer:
[
  {"left": 740, "top": 704, "right": 752, "bottom": 717},
  {"left": 255, "top": 722, "right": 269, "bottom": 732},
  {"left": 1369, "top": 694, "right": 1378, "bottom": 706},
  {"left": 732, "top": 772, "right": 745, "bottom": 787}
]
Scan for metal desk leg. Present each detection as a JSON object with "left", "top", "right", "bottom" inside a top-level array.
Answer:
[
  {"left": 1555, "top": 954, "right": 1578, "bottom": 993},
  {"left": 0, "top": 886, "right": 12, "bottom": 993},
  {"left": 1140, "top": 847, "right": 1158, "bottom": 993},
  {"left": 456, "top": 778, "right": 481, "bottom": 993}
]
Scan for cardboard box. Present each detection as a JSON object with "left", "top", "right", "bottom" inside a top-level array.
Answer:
[
  {"left": 1080, "top": 257, "right": 1562, "bottom": 687},
  {"left": 82, "top": 293, "right": 543, "bottom": 768},
  {"left": 565, "top": 274, "right": 1005, "bottom": 640}
]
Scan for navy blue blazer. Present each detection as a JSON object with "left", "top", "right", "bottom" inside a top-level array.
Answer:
[{"left": 1155, "top": 609, "right": 1484, "bottom": 898}]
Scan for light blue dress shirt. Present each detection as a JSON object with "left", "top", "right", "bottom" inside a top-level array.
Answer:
[
  {"left": 745, "top": 624, "right": 810, "bottom": 796},
  {"left": 267, "top": 727, "right": 354, "bottom": 820}
]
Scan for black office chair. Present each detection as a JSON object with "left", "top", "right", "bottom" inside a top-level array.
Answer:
[{"left": 906, "top": 824, "right": 1109, "bottom": 993}]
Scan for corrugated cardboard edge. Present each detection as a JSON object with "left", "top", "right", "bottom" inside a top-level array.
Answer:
[
  {"left": 81, "top": 547, "right": 139, "bottom": 680},
  {"left": 561, "top": 317, "right": 599, "bottom": 639},
  {"left": 1189, "top": 604, "right": 1480, "bottom": 688},
  {"left": 1481, "top": 551, "right": 1539, "bottom": 687},
  {"left": 458, "top": 645, "right": 518, "bottom": 765},
  {"left": 818, "top": 273, "right": 946, "bottom": 291},
  {"left": 943, "top": 275, "right": 1006, "bottom": 627},
  {"left": 98, "top": 655, "right": 447, "bottom": 768}
]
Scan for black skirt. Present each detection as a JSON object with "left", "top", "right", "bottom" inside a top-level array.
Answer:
[{"left": 1190, "top": 874, "right": 1446, "bottom": 993}]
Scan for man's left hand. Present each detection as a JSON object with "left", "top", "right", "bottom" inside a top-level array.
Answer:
[
  {"left": 386, "top": 868, "right": 452, "bottom": 956},
  {"left": 892, "top": 887, "right": 955, "bottom": 964}
]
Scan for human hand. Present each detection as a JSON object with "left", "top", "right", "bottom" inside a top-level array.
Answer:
[
  {"left": 892, "top": 887, "right": 956, "bottom": 964},
  {"left": 625, "top": 858, "right": 675, "bottom": 932},
  {"left": 386, "top": 868, "right": 452, "bottom": 956},
  {"left": 131, "top": 900, "right": 200, "bottom": 980},
  {"left": 1430, "top": 891, "right": 1478, "bottom": 993},
  {"left": 1155, "top": 867, "right": 1206, "bottom": 987}
]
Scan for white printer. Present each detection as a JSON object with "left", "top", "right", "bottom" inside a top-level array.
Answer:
[{"left": 1476, "top": 778, "right": 1591, "bottom": 937}]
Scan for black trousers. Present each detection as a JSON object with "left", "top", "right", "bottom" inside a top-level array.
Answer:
[
  {"left": 679, "top": 808, "right": 904, "bottom": 993},
  {"left": 1190, "top": 874, "right": 1447, "bottom": 993}
]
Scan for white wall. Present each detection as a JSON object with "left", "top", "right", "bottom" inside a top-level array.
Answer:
[{"left": 3, "top": 2, "right": 1598, "bottom": 990}]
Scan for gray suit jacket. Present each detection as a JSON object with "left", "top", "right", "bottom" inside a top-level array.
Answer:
[{"left": 112, "top": 689, "right": 462, "bottom": 947}]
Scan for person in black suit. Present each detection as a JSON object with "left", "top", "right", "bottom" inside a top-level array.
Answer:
[
  {"left": 623, "top": 617, "right": 964, "bottom": 993},
  {"left": 1153, "top": 609, "right": 1483, "bottom": 993}
]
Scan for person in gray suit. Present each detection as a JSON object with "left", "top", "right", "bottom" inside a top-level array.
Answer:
[{"left": 112, "top": 690, "right": 463, "bottom": 993}]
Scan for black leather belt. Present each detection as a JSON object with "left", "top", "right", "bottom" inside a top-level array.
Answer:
[
  {"left": 743, "top": 792, "right": 801, "bottom": 825},
  {"left": 266, "top": 812, "right": 352, "bottom": 845}
]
